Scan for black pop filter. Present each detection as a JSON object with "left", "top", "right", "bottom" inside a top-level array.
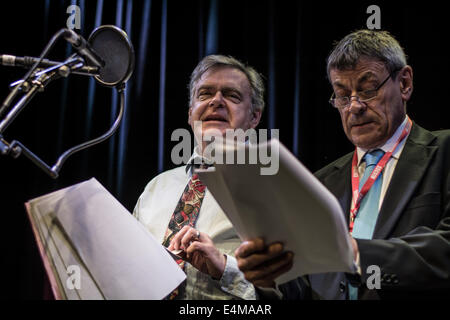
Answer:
[{"left": 88, "top": 25, "right": 135, "bottom": 87}]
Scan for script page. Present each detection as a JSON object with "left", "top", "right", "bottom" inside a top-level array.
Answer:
[
  {"left": 27, "top": 178, "right": 186, "bottom": 299},
  {"left": 27, "top": 184, "right": 104, "bottom": 299},
  {"left": 197, "top": 139, "right": 355, "bottom": 284}
]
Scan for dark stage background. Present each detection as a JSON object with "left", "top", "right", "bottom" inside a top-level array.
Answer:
[{"left": 0, "top": 0, "right": 448, "bottom": 299}]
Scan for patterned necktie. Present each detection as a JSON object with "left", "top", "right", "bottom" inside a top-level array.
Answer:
[
  {"left": 162, "top": 167, "right": 208, "bottom": 299},
  {"left": 163, "top": 172, "right": 206, "bottom": 256},
  {"left": 349, "top": 149, "right": 385, "bottom": 300}
]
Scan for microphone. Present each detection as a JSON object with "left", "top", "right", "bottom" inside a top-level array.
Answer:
[
  {"left": 65, "top": 26, "right": 134, "bottom": 88},
  {"left": 63, "top": 29, "right": 105, "bottom": 69},
  {"left": 1, "top": 26, "right": 134, "bottom": 88},
  {"left": 0, "top": 54, "right": 99, "bottom": 75}
]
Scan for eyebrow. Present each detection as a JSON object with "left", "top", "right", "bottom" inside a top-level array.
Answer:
[
  {"left": 222, "top": 87, "right": 242, "bottom": 96},
  {"left": 332, "top": 71, "right": 380, "bottom": 89},
  {"left": 197, "top": 85, "right": 215, "bottom": 92},
  {"left": 357, "top": 71, "right": 379, "bottom": 84},
  {"left": 196, "top": 85, "right": 242, "bottom": 96}
]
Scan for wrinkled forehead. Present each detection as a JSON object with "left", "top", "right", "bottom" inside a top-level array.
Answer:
[
  {"left": 329, "top": 58, "right": 388, "bottom": 86},
  {"left": 195, "top": 66, "right": 250, "bottom": 88}
]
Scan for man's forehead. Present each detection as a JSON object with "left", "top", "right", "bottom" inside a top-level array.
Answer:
[
  {"left": 197, "top": 66, "right": 249, "bottom": 86},
  {"left": 330, "top": 58, "right": 387, "bottom": 83}
]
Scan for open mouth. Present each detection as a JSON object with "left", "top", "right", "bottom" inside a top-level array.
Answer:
[{"left": 203, "top": 114, "right": 227, "bottom": 122}]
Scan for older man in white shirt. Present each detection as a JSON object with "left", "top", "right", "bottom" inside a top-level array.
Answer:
[{"left": 134, "top": 55, "right": 264, "bottom": 299}]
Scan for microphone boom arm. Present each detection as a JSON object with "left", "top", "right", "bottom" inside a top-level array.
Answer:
[
  {"left": 51, "top": 85, "right": 125, "bottom": 177},
  {"left": 2, "top": 86, "right": 125, "bottom": 179},
  {"left": 0, "top": 26, "right": 131, "bottom": 179}
]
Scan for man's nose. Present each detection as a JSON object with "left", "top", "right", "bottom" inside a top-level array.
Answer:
[
  {"left": 209, "top": 91, "right": 225, "bottom": 108},
  {"left": 348, "top": 96, "right": 366, "bottom": 114}
]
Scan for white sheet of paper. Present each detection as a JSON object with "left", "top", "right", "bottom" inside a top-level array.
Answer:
[
  {"left": 52, "top": 178, "right": 186, "bottom": 299},
  {"left": 27, "top": 185, "right": 104, "bottom": 299},
  {"left": 196, "top": 139, "right": 355, "bottom": 284}
]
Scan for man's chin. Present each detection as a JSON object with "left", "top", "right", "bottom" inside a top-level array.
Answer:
[
  {"left": 351, "top": 134, "right": 384, "bottom": 149},
  {"left": 349, "top": 124, "right": 385, "bottom": 149},
  {"left": 202, "top": 124, "right": 230, "bottom": 137}
]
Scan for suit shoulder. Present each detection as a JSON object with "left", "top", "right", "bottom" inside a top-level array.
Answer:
[
  {"left": 432, "top": 129, "right": 450, "bottom": 141},
  {"left": 431, "top": 129, "right": 450, "bottom": 158},
  {"left": 314, "top": 151, "right": 353, "bottom": 179},
  {"left": 413, "top": 123, "right": 450, "bottom": 146}
]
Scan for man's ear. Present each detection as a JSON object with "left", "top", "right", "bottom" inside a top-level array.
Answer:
[
  {"left": 399, "top": 65, "right": 413, "bottom": 102},
  {"left": 250, "top": 108, "right": 262, "bottom": 129},
  {"left": 188, "top": 106, "right": 192, "bottom": 126}
]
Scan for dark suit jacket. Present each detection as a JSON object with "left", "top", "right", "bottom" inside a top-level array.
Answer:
[{"left": 279, "top": 123, "right": 450, "bottom": 299}]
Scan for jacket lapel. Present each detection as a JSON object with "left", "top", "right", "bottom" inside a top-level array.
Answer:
[
  {"left": 322, "top": 154, "right": 353, "bottom": 226},
  {"left": 372, "top": 123, "right": 438, "bottom": 239}
]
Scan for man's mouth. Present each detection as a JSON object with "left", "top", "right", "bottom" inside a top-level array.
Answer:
[
  {"left": 352, "top": 121, "right": 373, "bottom": 128},
  {"left": 203, "top": 114, "right": 228, "bottom": 122}
]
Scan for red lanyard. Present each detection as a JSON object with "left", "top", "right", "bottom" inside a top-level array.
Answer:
[{"left": 349, "top": 117, "right": 412, "bottom": 233}]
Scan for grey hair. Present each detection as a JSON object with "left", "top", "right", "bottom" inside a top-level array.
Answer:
[
  {"left": 188, "top": 55, "right": 265, "bottom": 112},
  {"left": 326, "top": 30, "right": 407, "bottom": 80}
]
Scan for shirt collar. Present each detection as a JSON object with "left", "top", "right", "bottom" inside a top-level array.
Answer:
[
  {"left": 184, "top": 137, "right": 254, "bottom": 175},
  {"left": 356, "top": 116, "right": 409, "bottom": 166},
  {"left": 185, "top": 145, "right": 214, "bottom": 175}
]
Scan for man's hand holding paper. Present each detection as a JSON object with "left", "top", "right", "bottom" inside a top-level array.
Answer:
[
  {"left": 235, "top": 239, "right": 294, "bottom": 288},
  {"left": 235, "top": 236, "right": 360, "bottom": 288},
  {"left": 168, "top": 225, "right": 227, "bottom": 280}
]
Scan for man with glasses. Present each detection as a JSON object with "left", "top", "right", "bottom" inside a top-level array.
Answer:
[
  {"left": 134, "top": 55, "right": 263, "bottom": 299},
  {"left": 234, "top": 30, "right": 450, "bottom": 299}
]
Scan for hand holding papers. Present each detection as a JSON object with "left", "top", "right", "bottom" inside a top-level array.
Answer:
[
  {"left": 196, "top": 139, "right": 356, "bottom": 284},
  {"left": 26, "top": 178, "right": 186, "bottom": 299}
]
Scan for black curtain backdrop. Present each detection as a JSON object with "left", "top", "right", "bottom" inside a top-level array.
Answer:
[{"left": 0, "top": 0, "right": 448, "bottom": 299}]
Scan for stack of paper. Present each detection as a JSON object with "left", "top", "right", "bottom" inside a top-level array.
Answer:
[
  {"left": 196, "top": 139, "right": 356, "bottom": 284},
  {"left": 26, "top": 178, "right": 186, "bottom": 300}
]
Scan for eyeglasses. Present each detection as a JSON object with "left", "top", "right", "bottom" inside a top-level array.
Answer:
[{"left": 329, "top": 69, "right": 400, "bottom": 109}]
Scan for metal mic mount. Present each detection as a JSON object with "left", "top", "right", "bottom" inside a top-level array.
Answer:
[
  {"left": 0, "top": 26, "right": 132, "bottom": 179},
  {"left": 1, "top": 54, "right": 100, "bottom": 77}
]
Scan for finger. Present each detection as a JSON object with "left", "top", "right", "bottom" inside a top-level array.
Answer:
[
  {"left": 244, "top": 251, "right": 294, "bottom": 282},
  {"left": 185, "top": 241, "right": 207, "bottom": 259},
  {"left": 234, "top": 238, "right": 265, "bottom": 258},
  {"left": 169, "top": 235, "right": 181, "bottom": 251},
  {"left": 185, "top": 241, "right": 226, "bottom": 279},
  {"left": 267, "top": 255, "right": 294, "bottom": 279},
  {"left": 174, "top": 249, "right": 187, "bottom": 260},
  {"left": 237, "top": 242, "right": 285, "bottom": 271},
  {"left": 181, "top": 228, "right": 200, "bottom": 249},
  {"left": 170, "top": 226, "right": 192, "bottom": 250},
  {"left": 251, "top": 257, "right": 293, "bottom": 288},
  {"left": 185, "top": 239, "right": 217, "bottom": 256},
  {"left": 252, "top": 255, "right": 294, "bottom": 288}
]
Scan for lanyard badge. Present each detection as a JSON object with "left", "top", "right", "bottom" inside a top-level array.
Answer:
[{"left": 349, "top": 117, "right": 412, "bottom": 233}]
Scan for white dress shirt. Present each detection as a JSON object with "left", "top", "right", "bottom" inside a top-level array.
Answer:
[
  {"left": 354, "top": 116, "right": 410, "bottom": 212},
  {"left": 133, "top": 148, "right": 256, "bottom": 300}
]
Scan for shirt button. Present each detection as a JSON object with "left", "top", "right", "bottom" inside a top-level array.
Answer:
[
  {"left": 392, "top": 274, "right": 399, "bottom": 284},
  {"left": 339, "top": 281, "right": 346, "bottom": 292}
]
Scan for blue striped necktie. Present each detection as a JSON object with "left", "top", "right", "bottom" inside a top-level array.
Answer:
[{"left": 349, "top": 149, "right": 385, "bottom": 300}]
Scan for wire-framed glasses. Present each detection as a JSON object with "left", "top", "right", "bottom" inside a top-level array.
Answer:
[{"left": 329, "top": 69, "right": 400, "bottom": 109}]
